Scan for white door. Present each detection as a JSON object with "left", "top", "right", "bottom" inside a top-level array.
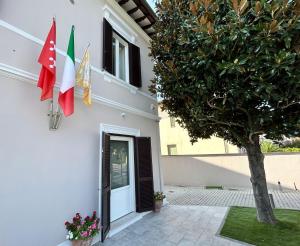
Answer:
[{"left": 110, "top": 136, "right": 135, "bottom": 222}]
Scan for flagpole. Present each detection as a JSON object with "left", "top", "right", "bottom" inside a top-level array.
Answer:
[
  {"left": 82, "top": 43, "right": 90, "bottom": 57},
  {"left": 48, "top": 99, "right": 54, "bottom": 130},
  {"left": 54, "top": 105, "right": 62, "bottom": 130}
]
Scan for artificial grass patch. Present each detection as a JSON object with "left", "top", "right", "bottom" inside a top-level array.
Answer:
[{"left": 220, "top": 207, "right": 300, "bottom": 246}]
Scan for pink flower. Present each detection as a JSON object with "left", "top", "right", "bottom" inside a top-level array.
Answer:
[
  {"left": 91, "top": 223, "right": 97, "bottom": 230},
  {"left": 81, "top": 231, "right": 89, "bottom": 238}
]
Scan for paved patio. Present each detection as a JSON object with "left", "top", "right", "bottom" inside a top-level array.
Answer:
[
  {"left": 97, "top": 205, "right": 245, "bottom": 246},
  {"left": 165, "top": 186, "right": 300, "bottom": 210},
  {"left": 95, "top": 186, "right": 300, "bottom": 246}
]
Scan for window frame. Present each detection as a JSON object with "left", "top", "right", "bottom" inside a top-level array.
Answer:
[
  {"left": 167, "top": 144, "right": 177, "bottom": 155},
  {"left": 112, "top": 32, "right": 129, "bottom": 83},
  {"left": 170, "top": 117, "right": 176, "bottom": 128}
]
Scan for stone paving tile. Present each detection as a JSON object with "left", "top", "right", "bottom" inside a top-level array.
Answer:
[
  {"left": 95, "top": 205, "right": 245, "bottom": 246},
  {"left": 166, "top": 185, "right": 300, "bottom": 210}
]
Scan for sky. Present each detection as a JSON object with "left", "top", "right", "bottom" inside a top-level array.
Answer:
[{"left": 146, "top": 0, "right": 156, "bottom": 10}]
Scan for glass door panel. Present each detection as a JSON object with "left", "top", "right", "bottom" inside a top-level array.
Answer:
[{"left": 110, "top": 140, "right": 129, "bottom": 190}]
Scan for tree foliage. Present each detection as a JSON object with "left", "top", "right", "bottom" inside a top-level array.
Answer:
[{"left": 150, "top": 0, "right": 300, "bottom": 148}]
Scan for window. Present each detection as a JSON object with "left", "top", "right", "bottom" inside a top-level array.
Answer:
[
  {"left": 170, "top": 117, "right": 176, "bottom": 128},
  {"left": 224, "top": 141, "right": 229, "bottom": 153},
  {"left": 112, "top": 33, "right": 129, "bottom": 82},
  {"left": 167, "top": 144, "right": 177, "bottom": 155},
  {"left": 103, "top": 19, "right": 142, "bottom": 87}
]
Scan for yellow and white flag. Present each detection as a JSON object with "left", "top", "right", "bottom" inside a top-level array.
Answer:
[{"left": 76, "top": 45, "right": 91, "bottom": 105}]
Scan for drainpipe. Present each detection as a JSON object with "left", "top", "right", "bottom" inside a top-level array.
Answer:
[{"left": 155, "top": 118, "right": 164, "bottom": 192}]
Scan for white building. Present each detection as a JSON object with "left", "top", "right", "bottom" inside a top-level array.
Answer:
[{"left": 0, "top": 1, "right": 162, "bottom": 245}]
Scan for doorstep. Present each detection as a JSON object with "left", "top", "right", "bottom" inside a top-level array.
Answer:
[{"left": 108, "top": 211, "right": 151, "bottom": 238}]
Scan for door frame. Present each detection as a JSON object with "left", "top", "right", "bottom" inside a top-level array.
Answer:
[
  {"left": 99, "top": 124, "right": 140, "bottom": 236},
  {"left": 110, "top": 135, "right": 136, "bottom": 222}
]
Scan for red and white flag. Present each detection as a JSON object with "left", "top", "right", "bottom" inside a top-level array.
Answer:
[{"left": 37, "top": 19, "right": 56, "bottom": 101}]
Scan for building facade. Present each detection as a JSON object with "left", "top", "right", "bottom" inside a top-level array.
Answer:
[
  {"left": 159, "top": 106, "right": 240, "bottom": 155},
  {"left": 0, "top": 1, "right": 162, "bottom": 245}
]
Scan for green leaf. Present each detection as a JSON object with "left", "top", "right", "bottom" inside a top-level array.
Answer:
[
  {"left": 284, "top": 37, "right": 291, "bottom": 49},
  {"left": 150, "top": 0, "right": 300, "bottom": 148}
]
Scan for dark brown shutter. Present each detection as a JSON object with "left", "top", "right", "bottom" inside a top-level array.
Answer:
[
  {"left": 129, "top": 43, "right": 142, "bottom": 88},
  {"left": 135, "top": 137, "right": 154, "bottom": 212},
  {"left": 102, "top": 19, "right": 113, "bottom": 73},
  {"left": 101, "top": 133, "right": 111, "bottom": 242}
]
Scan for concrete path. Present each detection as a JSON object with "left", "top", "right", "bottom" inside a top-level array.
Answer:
[
  {"left": 165, "top": 186, "right": 300, "bottom": 210},
  {"left": 97, "top": 205, "right": 244, "bottom": 246}
]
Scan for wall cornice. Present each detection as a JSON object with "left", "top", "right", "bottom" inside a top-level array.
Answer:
[
  {"left": 0, "top": 19, "right": 157, "bottom": 102},
  {"left": 0, "top": 62, "right": 159, "bottom": 121},
  {"left": 103, "top": 0, "right": 151, "bottom": 44}
]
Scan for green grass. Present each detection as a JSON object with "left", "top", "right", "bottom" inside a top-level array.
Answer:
[
  {"left": 220, "top": 207, "right": 300, "bottom": 246},
  {"left": 205, "top": 185, "right": 223, "bottom": 190}
]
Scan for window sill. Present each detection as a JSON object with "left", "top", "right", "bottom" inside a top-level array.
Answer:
[
  {"left": 103, "top": 71, "right": 157, "bottom": 101},
  {"left": 103, "top": 71, "right": 138, "bottom": 94}
]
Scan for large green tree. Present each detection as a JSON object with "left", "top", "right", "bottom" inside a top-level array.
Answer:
[{"left": 150, "top": 0, "right": 300, "bottom": 224}]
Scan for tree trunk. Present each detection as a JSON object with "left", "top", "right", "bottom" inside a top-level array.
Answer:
[{"left": 245, "top": 136, "right": 277, "bottom": 224}]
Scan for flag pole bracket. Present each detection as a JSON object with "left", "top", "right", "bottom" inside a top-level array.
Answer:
[{"left": 48, "top": 100, "right": 62, "bottom": 130}]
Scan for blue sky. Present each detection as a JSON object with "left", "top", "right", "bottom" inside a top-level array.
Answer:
[{"left": 146, "top": 0, "right": 156, "bottom": 9}]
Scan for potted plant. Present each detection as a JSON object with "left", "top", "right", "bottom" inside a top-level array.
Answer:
[
  {"left": 65, "top": 211, "right": 100, "bottom": 246},
  {"left": 154, "top": 191, "right": 165, "bottom": 212}
]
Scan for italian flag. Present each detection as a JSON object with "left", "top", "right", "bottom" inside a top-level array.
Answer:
[{"left": 59, "top": 26, "right": 75, "bottom": 116}]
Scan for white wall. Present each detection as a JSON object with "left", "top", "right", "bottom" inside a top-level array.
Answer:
[
  {"left": 0, "top": 1, "right": 161, "bottom": 246},
  {"left": 0, "top": 75, "right": 161, "bottom": 246},
  {"left": 162, "top": 153, "right": 300, "bottom": 190},
  {"left": 0, "top": 0, "right": 156, "bottom": 116}
]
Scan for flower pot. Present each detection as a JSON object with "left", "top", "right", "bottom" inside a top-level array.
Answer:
[
  {"left": 154, "top": 199, "right": 163, "bottom": 212},
  {"left": 71, "top": 238, "right": 93, "bottom": 246}
]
